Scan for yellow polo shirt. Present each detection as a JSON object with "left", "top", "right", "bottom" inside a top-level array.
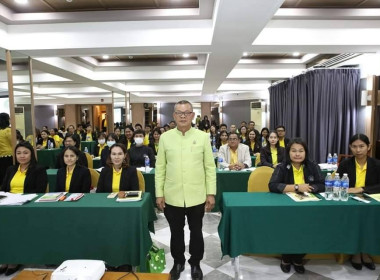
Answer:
[
  {"left": 65, "top": 166, "right": 75, "bottom": 192},
  {"left": 271, "top": 147, "right": 278, "bottom": 165},
  {"left": 279, "top": 139, "right": 285, "bottom": 148},
  {"left": 144, "top": 135, "right": 149, "bottom": 146},
  {"left": 250, "top": 141, "right": 255, "bottom": 152},
  {"left": 10, "top": 165, "right": 27, "bottom": 194},
  {"left": 0, "top": 127, "right": 12, "bottom": 156},
  {"left": 230, "top": 149, "right": 238, "bottom": 164},
  {"left": 292, "top": 164, "right": 305, "bottom": 184},
  {"left": 155, "top": 128, "right": 216, "bottom": 207},
  {"left": 355, "top": 159, "right": 367, "bottom": 188},
  {"left": 112, "top": 167, "right": 122, "bottom": 193},
  {"left": 86, "top": 133, "right": 93, "bottom": 141},
  {"left": 97, "top": 144, "right": 106, "bottom": 157},
  {"left": 154, "top": 143, "right": 159, "bottom": 154}
]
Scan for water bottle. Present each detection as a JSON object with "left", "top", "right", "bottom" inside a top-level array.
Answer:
[
  {"left": 212, "top": 145, "right": 218, "bottom": 158},
  {"left": 327, "top": 153, "right": 332, "bottom": 171},
  {"left": 84, "top": 147, "right": 89, "bottom": 153},
  {"left": 324, "top": 172, "right": 333, "bottom": 200},
  {"left": 340, "top": 173, "right": 349, "bottom": 201},
  {"left": 144, "top": 155, "right": 150, "bottom": 173},
  {"left": 86, "top": 135, "right": 90, "bottom": 141},
  {"left": 217, "top": 157, "right": 223, "bottom": 171},
  {"left": 332, "top": 173, "right": 341, "bottom": 201},
  {"left": 49, "top": 141, "right": 54, "bottom": 150},
  {"left": 332, "top": 153, "right": 338, "bottom": 169}
]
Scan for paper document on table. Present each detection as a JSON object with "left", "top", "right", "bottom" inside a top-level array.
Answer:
[
  {"left": 35, "top": 192, "right": 67, "bottom": 202},
  {"left": 136, "top": 167, "right": 153, "bottom": 173},
  {"left": 116, "top": 191, "right": 142, "bottom": 202},
  {"left": 286, "top": 192, "right": 320, "bottom": 202},
  {"left": 364, "top": 193, "right": 380, "bottom": 202},
  {"left": 0, "top": 192, "right": 38, "bottom": 205}
]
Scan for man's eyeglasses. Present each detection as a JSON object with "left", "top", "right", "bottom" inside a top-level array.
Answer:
[
  {"left": 228, "top": 138, "right": 239, "bottom": 141},
  {"left": 174, "top": 111, "right": 193, "bottom": 117}
]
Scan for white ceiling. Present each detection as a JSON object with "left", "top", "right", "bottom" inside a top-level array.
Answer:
[{"left": 1, "top": 0, "right": 380, "bottom": 105}]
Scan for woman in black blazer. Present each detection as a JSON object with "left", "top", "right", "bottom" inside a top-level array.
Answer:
[
  {"left": 0, "top": 141, "right": 47, "bottom": 276},
  {"left": 36, "top": 129, "right": 56, "bottom": 150},
  {"left": 56, "top": 146, "right": 91, "bottom": 193},
  {"left": 96, "top": 143, "right": 138, "bottom": 193},
  {"left": 259, "top": 130, "right": 285, "bottom": 168},
  {"left": 148, "top": 128, "right": 161, "bottom": 156},
  {"left": 56, "top": 135, "right": 88, "bottom": 168},
  {"left": 269, "top": 138, "right": 324, "bottom": 274},
  {"left": 244, "top": 130, "right": 261, "bottom": 155},
  {"left": 337, "top": 134, "right": 380, "bottom": 271}
]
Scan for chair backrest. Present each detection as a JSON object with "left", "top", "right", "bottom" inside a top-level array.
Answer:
[
  {"left": 89, "top": 168, "right": 100, "bottom": 189},
  {"left": 85, "top": 152, "right": 93, "bottom": 169},
  {"left": 247, "top": 166, "right": 274, "bottom": 192},
  {"left": 337, "top": 154, "right": 353, "bottom": 165},
  {"left": 136, "top": 170, "right": 145, "bottom": 192}
]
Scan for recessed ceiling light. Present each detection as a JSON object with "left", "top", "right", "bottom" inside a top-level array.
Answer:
[
  {"left": 128, "top": 56, "right": 133, "bottom": 59},
  {"left": 243, "top": 52, "right": 248, "bottom": 56},
  {"left": 183, "top": 53, "right": 190, "bottom": 58},
  {"left": 102, "top": 55, "right": 109, "bottom": 59},
  {"left": 15, "top": 0, "right": 28, "bottom": 4},
  {"left": 293, "top": 52, "right": 300, "bottom": 56}
]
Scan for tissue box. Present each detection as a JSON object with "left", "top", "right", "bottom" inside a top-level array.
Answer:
[{"left": 51, "top": 260, "right": 105, "bottom": 280}]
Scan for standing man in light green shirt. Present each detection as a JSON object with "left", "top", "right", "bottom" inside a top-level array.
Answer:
[{"left": 155, "top": 100, "right": 216, "bottom": 280}]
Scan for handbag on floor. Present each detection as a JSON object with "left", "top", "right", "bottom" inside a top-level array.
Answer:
[{"left": 146, "top": 244, "right": 166, "bottom": 273}]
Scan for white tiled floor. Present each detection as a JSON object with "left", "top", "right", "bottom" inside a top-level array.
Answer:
[{"left": 1, "top": 212, "right": 379, "bottom": 280}]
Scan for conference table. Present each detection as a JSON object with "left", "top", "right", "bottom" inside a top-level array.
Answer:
[
  {"left": 219, "top": 192, "right": 380, "bottom": 261},
  {"left": 47, "top": 168, "right": 330, "bottom": 211},
  {"left": 0, "top": 193, "right": 156, "bottom": 271},
  {"left": 37, "top": 148, "right": 62, "bottom": 169}
]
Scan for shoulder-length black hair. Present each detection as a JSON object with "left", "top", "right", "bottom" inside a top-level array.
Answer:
[
  {"left": 15, "top": 141, "right": 37, "bottom": 167},
  {"left": 285, "top": 138, "right": 309, "bottom": 165},
  {"left": 106, "top": 143, "right": 129, "bottom": 169},
  {"left": 64, "top": 134, "right": 80, "bottom": 148},
  {"left": 62, "top": 145, "right": 81, "bottom": 158},
  {"left": 349, "top": 133, "right": 370, "bottom": 146}
]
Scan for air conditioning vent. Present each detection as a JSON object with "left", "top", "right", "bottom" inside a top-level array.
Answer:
[
  {"left": 15, "top": 107, "right": 24, "bottom": 114},
  {"left": 251, "top": 102, "right": 262, "bottom": 109},
  {"left": 313, "top": 53, "right": 361, "bottom": 68}
]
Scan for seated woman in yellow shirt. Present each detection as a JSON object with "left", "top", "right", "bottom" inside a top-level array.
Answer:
[
  {"left": 36, "top": 129, "right": 56, "bottom": 149},
  {"left": 337, "top": 133, "right": 380, "bottom": 271},
  {"left": 269, "top": 138, "right": 324, "bottom": 275},
  {"left": 0, "top": 141, "right": 47, "bottom": 276},
  {"left": 56, "top": 146, "right": 91, "bottom": 193},
  {"left": 96, "top": 143, "right": 138, "bottom": 193},
  {"left": 259, "top": 130, "right": 285, "bottom": 168}
]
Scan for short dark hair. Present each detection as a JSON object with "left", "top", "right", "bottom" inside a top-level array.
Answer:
[
  {"left": 220, "top": 123, "right": 227, "bottom": 128},
  {"left": 285, "top": 138, "right": 309, "bottom": 164},
  {"left": 135, "top": 123, "right": 142, "bottom": 129},
  {"left": 107, "top": 133, "right": 117, "bottom": 141},
  {"left": 145, "top": 124, "right": 152, "bottom": 129},
  {"left": 15, "top": 141, "right": 37, "bottom": 167},
  {"left": 125, "top": 125, "right": 134, "bottom": 132},
  {"left": 349, "top": 133, "right": 370, "bottom": 146},
  {"left": 276, "top": 125, "right": 286, "bottom": 131},
  {"left": 64, "top": 134, "right": 80, "bottom": 148},
  {"left": 164, "top": 124, "right": 170, "bottom": 128},
  {"left": 133, "top": 129, "right": 145, "bottom": 137},
  {"left": 106, "top": 143, "right": 129, "bottom": 168},
  {"left": 0, "top": 113, "right": 10, "bottom": 129},
  {"left": 228, "top": 132, "right": 239, "bottom": 140}
]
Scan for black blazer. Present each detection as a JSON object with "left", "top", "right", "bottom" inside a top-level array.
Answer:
[
  {"left": 148, "top": 142, "right": 159, "bottom": 156},
  {"left": 2, "top": 164, "right": 48, "bottom": 193},
  {"left": 280, "top": 137, "right": 290, "bottom": 148},
  {"left": 244, "top": 140, "right": 261, "bottom": 155},
  {"left": 337, "top": 156, "right": 380, "bottom": 194},
  {"left": 96, "top": 166, "right": 139, "bottom": 193},
  {"left": 56, "top": 165, "right": 91, "bottom": 193},
  {"left": 56, "top": 150, "right": 88, "bottom": 169},
  {"left": 118, "top": 137, "right": 134, "bottom": 150},
  {"left": 94, "top": 144, "right": 107, "bottom": 157},
  {"left": 259, "top": 146, "right": 285, "bottom": 168},
  {"left": 269, "top": 159, "right": 325, "bottom": 193},
  {"left": 100, "top": 146, "right": 110, "bottom": 167},
  {"left": 36, "top": 137, "right": 55, "bottom": 149}
]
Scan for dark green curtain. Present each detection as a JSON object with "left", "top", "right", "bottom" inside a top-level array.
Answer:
[{"left": 269, "top": 69, "right": 361, "bottom": 163}]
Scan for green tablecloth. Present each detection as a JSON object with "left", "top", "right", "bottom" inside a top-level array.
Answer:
[
  {"left": 81, "top": 141, "right": 96, "bottom": 155},
  {"left": 218, "top": 192, "right": 380, "bottom": 258},
  {"left": 47, "top": 168, "right": 252, "bottom": 212},
  {"left": 37, "top": 148, "right": 62, "bottom": 169},
  {"left": 0, "top": 193, "right": 156, "bottom": 271}
]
